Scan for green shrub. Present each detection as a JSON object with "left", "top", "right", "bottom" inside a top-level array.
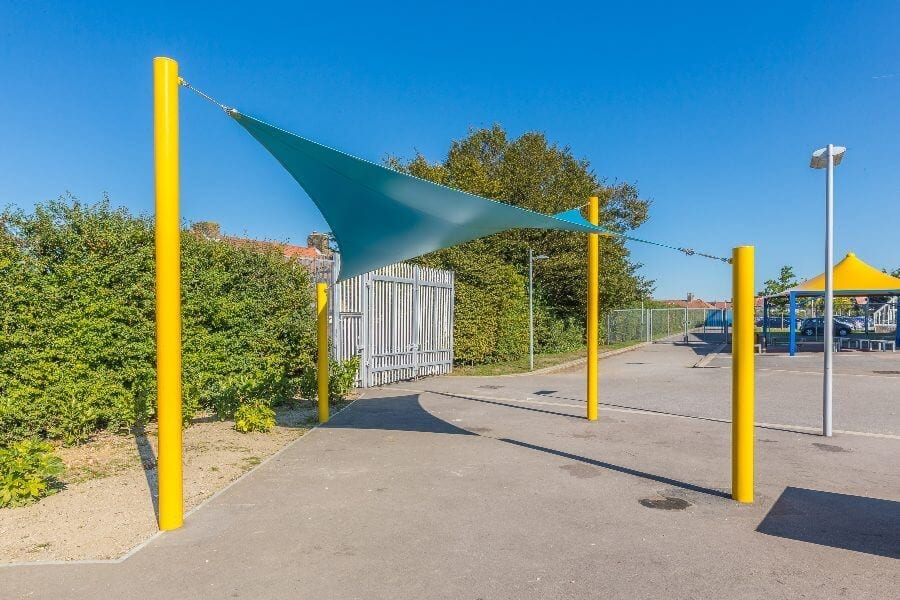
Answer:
[
  {"left": 297, "top": 366, "right": 318, "bottom": 402},
  {"left": 534, "top": 308, "right": 585, "bottom": 354},
  {"left": 0, "top": 439, "right": 64, "bottom": 508},
  {"left": 0, "top": 196, "right": 316, "bottom": 446},
  {"left": 296, "top": 355, "right": 360, "bottom": 401},
  {"left": 329, "top": 355, "right": 360, "bottom": 399},
  {"left": 233, "top": 401, "right": 276, "bottom": 433},
  {"left": 414, "top": 245, "right": 528, "bottom": 365}
]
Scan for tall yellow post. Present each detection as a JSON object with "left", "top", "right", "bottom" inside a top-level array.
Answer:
[
  {"left": 586, "top": 196, "right": 600, "bottom": 421},
  {"left": 732, "top": 245, "right": 755, "bottom": 503},
  {"left": 153, "top": 57, "right": 183, "bottom": 530},
  {"left": 317, "top": 282, "right": 329, "bottom": 423}
]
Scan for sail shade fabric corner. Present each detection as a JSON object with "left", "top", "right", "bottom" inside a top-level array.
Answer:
[{"left": 230, "top": 112, "right": 612, "bottom": 281}]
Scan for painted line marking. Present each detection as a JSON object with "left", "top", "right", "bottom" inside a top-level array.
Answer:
[
  {"left": 717, "top": 366, "right": 900, "bottom": 379},
  {"left": 386, "top": 386, "right": 900, "bottom": 440}
]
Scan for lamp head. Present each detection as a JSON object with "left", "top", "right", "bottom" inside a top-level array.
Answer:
[{"left": 810, "top": 146, "right": 846, "bottom": 169}]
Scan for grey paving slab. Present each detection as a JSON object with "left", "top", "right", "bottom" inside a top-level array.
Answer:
[{"left": 3, "top": 342, "right": 898, "bottom": 599}]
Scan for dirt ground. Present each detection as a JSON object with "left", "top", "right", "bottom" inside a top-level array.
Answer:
[{"left": 0, "top": 402, "right": 338, "bottom": 563}]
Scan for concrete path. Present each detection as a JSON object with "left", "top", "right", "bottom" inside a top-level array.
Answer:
[{"left": 4, "top": 342, "right": 898, "bottom": 599}]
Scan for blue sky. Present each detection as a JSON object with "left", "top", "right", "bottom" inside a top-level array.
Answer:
[{"left": 1, "top": 1, "right": 897, "bottom": 299}]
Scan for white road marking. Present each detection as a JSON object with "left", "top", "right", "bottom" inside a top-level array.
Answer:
[{"left": 385, "top": 386, "right": 900, "bottom": 440}]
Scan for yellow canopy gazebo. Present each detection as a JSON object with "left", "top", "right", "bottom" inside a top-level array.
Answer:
[{"left": 767, "top": 253, "right": 900, "bottom": 354}]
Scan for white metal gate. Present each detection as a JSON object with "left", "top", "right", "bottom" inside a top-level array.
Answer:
[{"left": 332, "top": 263, "right": 454, "bottom": 387}]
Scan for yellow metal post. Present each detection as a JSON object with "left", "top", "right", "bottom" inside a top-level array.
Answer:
[
  {"left": 317, "top": 282, "right": 329, "bottom": 423},
  {"left": 587, "top": 196, "right": 600, "bottom": 421},
  {"left": 732, "top": 245, "right": 755, "bottom": 503},
  {"left": 153, "top": 57, "right": 183, "bottom": 530}
]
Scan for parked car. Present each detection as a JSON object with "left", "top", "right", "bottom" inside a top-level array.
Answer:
[
  {"left": 799, "top": 317, "right": 852, "bottom": 337},
  {"left": 756, "top": 316, "right": 802, "bottom": 329}
]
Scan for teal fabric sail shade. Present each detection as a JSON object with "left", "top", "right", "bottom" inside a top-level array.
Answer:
[{"left": 231, "top": 112, "right": 611, "bottom": 280}]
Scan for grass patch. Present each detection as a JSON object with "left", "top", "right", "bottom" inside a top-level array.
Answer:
[{"left": 451, "top": 341, "right": 639, "bottom": 376}]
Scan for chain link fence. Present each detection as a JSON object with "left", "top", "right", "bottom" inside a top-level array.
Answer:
[{"left": 606, "top": 308, "right": 730, "bottom": 345}]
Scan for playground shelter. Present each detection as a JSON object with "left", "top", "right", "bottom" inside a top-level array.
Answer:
[
  {"left": 763, "top": 252, "right": 900, "bottom": 355},
  {"left": 151, "top": 57, "right": 757, "bottom": 531}
]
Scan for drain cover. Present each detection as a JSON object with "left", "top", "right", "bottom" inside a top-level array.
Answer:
[
  {"left": 873, "top": 370, "right": 900, "bottom": 375},
  {"left": 639, "top": 496, "right": 691, "bottom": 510},
  {"left": 476, "top": 384, "right": 503, "bottom": 389}
]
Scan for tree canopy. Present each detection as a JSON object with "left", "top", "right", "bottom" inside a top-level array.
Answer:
[
  {"left": 760, "top": 265, "right": 798, "bottom": 308},
  {"left": 387, "top": 124, "right": 653, "bottom": 361}
]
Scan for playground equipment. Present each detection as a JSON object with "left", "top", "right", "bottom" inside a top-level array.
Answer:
[
  {"left": 153, "top": 57, "right": 755, "bottom": 531},
  {"left": 764, "top": 252, "right": 900, "bottom": 437}
]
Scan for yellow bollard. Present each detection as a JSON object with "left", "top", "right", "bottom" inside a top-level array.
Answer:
[
  {"left": 732, "top": 245, "right": 755, "bottom": 503},
  {"left": 587, "top": 195, "right": 599, "bottom": 421},
  {"left": 153, "top": 56, "right": 183, "bottom": 530},
  {"left": 317, "top": 282, "right": 329, "bottom": 423}
]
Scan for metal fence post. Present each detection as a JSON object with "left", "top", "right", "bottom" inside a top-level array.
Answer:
[
  {"left": 732, "top": 246, "right": 755, "bottom": 503},
  {"left": 154, "top": 56, "right": 183, "bottom": 532},
  {"left": 412, "top": 265, "right": 421, "bottom": 378},
  {"left": 330, "top": 254, "right": 341, "bottom": 364},
  {"left": 317, "top": 282, "right": 329, "bottom": 423},
  {"left": 586, "top": 195, "right": 599, "bottom": 422}
]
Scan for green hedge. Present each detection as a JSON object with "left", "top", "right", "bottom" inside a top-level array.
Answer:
[
  {"left": 414, "top": 245, "right": 529, "bottom": 365},
  {"left": 0, "top": 197, "right": 317, "bottom": 446}
]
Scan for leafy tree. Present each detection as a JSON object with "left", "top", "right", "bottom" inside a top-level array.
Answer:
[
  {"left": 833, "top": 297, "right": 853, "bottom": 315},
  {"left": 760, "top": 265, "right": 798, "bottom": 310},
  {"left": 387, "top": 125, "right": 653, "bottom": 361}
]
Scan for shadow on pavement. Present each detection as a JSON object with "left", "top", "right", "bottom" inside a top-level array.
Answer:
[
  {"left": 499, "top": 438, "right": 730, "bottom": 499},
  {"left": 322, "top": 394, "right": 476, "bottom": 435},
  {"left": 132, "top": 424, "right": 159, "bottom": 519},
  {"left": 325, "top": 393, "right": 727, "bottom": 500},
  {"left": 425, "top": 390, "right": 584, "bottom": 420},
  {"left": 756, "top": 487, "right": 900, "bottom": 558}
]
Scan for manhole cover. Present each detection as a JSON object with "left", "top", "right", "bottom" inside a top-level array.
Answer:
[
  {"left": 533, "top": 390, "right": 556, "bottom": 395},
  {"left": 476, "top": 385, "right": 503, "bottom": 390},
  {"left": 625, "top": 362, "right": 648, "bottom": 365},
  {"left": 639, "top": 496, "right": 691, "bottom": 510},
  {"left": 813, "top": 443, "right": 849, "bottom": 453},
  {"left": 873, "top": 370, "right": 900, "bottom": 375}
]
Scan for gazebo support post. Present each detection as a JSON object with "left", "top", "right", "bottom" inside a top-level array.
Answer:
[
  {"left": 865, "top": 299, "right": 870, "bottom": 337},
  {"left": 789, "top": 292, "right": 797, "bottom": 356},
  {"left": 895, "top": 299, "right": 899, "bottom": 346}
]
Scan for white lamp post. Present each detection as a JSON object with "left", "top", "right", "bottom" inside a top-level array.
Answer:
[
  {"left": 810, "top": 144, "right": 846, "bottom": 437},
  {"left": 529, "top": 249, "right": 549, "bottom": 370}
]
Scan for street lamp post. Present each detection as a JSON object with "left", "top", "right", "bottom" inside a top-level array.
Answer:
[
  {"left": 810, "top": 144, "right": 846, "bottom": 437},
  {"left": 529, "top": 249, "right": 549, "bottom": 370}
]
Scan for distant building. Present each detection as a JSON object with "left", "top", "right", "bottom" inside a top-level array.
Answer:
[
  {"left": 189, "top": 222, "right": 333, "bottom": 280},
  {"left": 659, "top": 297, "right": 716, "bottom": 309}
]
